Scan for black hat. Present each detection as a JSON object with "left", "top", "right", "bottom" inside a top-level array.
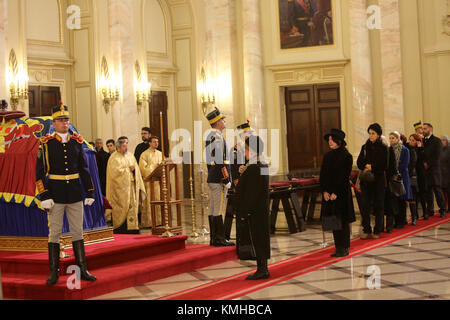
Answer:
[
  {"left": 368, "top": 123, "right": 382, "bottom": 136},
  {"left": 206, "top": 107, "right": 225, "bottom": 126},
  {"left": 324, "top": 128, "right": 347, "bottom": 146},
  {"left": 0, "top": 100, "right": 8, "bottom": 111},
  {"left": 413, "top": 121, "right": 423, "bottom": 130},
  {"left": 236, "top": 121, "right": 253, "bottom": 134},
  {"left": 52, "top": 101, "right": 70, "bottom": 120}
]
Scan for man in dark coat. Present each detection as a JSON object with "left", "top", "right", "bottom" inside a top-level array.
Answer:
[
  {"left": 320, "top": 129, "right": 355, "bottom": 257},
  {"left": 423, "top": 123, "right": 446, "bottom": 218},
  {"left": 94, "top": 138, "right": 110, "bottom": 196},
  {"left": 235, "top": 135, "right": 270, "bottom": 280},
  {"left": 440, "top": 135, "right": 450, "bottom": 213},
  {"left": 134, "top": 127, "right": 152, "bottom": 164}
]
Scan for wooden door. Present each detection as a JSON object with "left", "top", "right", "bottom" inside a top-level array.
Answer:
[
  {"left": 28, "top": 86, "right": 61, "bottom": 118},
  {"left": 149, "top": 91, "right": 169, "bottom": 158},
  {"left": 285, "top": 83, "right": 341, "bottom": 171}
]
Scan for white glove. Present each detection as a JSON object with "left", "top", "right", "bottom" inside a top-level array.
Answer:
[
  {"left": 84, "top": 198, "right": 95, "bottom": 206},
  {"left": 41, "top": 199, "right": 54, "bottom": 210},
  {"left": 225, "top": 182, "right": 232, "bottom": 189}
]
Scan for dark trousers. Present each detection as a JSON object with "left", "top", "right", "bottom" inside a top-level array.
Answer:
[
  {"left": 361, "top": 182, "right": 385, "bottom": 234},
  {"left": 425, "top": 184, "right": 446, "bottom": 214},
  {"left": 412, "top": 185, "right": 428, "bottom": 218},
  {"left": 113, "top": 222, "right": 140, "bottom": 234},
  {"left": 333, "top": 222, "right": 350, "bottom": 249},
  {"left": 391, "top": 195, "right": 407, "bottom": 227}
]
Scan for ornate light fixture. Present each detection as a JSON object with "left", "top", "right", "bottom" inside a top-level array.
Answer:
[
  {"left": 135, "top": 60, "right": 151, "bottom": 113},
  {"left": 100, "top": 56, "right": 119, "bottom": 112},
  {"left": 7, "top": 49, "right": 29, "bottom": 110},
  {"left": 199, "top": 65, "right": 215, "bottom": 116}
]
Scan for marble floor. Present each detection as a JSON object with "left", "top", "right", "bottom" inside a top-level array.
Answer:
[{"left": 93, "top": 200, "right": 450, "bottom": 300}]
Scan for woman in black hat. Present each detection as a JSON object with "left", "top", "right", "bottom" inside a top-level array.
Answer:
[
  {"left": 320, "top": 129, "right": 356, "bottom": 257},
  {"left": 357, "top": 123, "right": 389, "bottom": 239}
]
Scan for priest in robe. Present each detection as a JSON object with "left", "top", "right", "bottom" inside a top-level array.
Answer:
[
  {"left": 139, "top": 136, "right": 163, "bottom": 228},
  {"left": 106, "top": 137, "right": 146, "bottom": 234}
]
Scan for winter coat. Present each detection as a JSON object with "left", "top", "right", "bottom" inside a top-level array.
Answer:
[{"left": 320, "top": 147, "right": 356, "bottom": 224}]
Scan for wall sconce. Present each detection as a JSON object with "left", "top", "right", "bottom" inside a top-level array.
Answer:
[
  {"left": 7, "top": 49, "right": 29, "bottom": 110},
  {"left": 199, "top": 65, "right": 215, "bottom": 116},
  {"left": 135, "top": 61, "right": 151, "bottom": 113},
  {"left": 100, "top": 56, "right": 119, "bottom": 112}
]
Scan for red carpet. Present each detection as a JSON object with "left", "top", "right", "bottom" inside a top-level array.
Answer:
[
  {"left": 158, "top": 214, "right": 450, "bottom": 300},
  {"left": 0, "top": 234, "right": 237, "bottom": 300}
]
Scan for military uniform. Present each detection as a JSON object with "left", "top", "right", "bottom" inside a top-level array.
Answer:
[
  {"left": 36, "top": 103, "right": 97, "bottom": 285},
  {"left": 205, "top": 108, "right": 234, "bottom": 247}
]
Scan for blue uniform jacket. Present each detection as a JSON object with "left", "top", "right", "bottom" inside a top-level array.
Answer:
[{"left": 205, "top": 130, "right": 231, "bottom": 184}]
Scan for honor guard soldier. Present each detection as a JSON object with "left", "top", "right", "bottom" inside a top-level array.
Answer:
[
  {"left": 414, "top": 121, "right": 424, "bottom": 136},
  {"left": 205, "top": 108, "right": 235, "bottom": 247},
  {"left": 36, "top": 102, "right": 97, "bottom": 285}
]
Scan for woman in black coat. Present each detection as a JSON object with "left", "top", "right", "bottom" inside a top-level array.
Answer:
[
  {"left": 320, "top": 129, "right": 356, "bottom": 257},
  {"left": 409, "top": 134, "right": 428, "bottom": 219},
  {"left": 235, "top": 135, "right": 271, "bottom": 280},
  {"left": 357, "top": 123, "right": 389, "bottom": 239}
]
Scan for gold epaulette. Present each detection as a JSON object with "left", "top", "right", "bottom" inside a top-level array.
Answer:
[
  {"left": 40, "top": 133, "right": 55, "bottom": 144},
  {"left": 70, "top": 132, "right": 84, "bottom": 144}
]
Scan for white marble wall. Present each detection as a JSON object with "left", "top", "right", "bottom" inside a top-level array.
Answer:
[
  {"left": 379, "top": 0, "right": 405, "bottom": 134},
  {"left": 242, "top": 0, "right": 265, "bottom": 130},
  {"left": 0, "top": 0, "right": 8, "bottom": 100},
  {"left": 107, "top": 0, "right": 139, "bottom": 149},
  {"left": 349, "top": 0, "right": 374, "bottom": 147}
]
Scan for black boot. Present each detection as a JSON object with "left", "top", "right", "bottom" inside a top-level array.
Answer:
[
  {"left": 72, "top": 240, "right": 97, "bottom": 281},
  {"left": 246, "top": 259, "right": 270, "bottom": 280},
  {"left": 208, "top": 215, "right": 215, "bottom": 246},
  {"left": 212, "top": 216, "right": 235, "bottom": 247},
  {"left": 331, "top": 247, "right": 349, "bottom": 257},
  {"left": 410, "top": 203, "right": 418, "bottom": 226},
  {"left": 46, "top": 242, "right": 60, "bottom": 286}
]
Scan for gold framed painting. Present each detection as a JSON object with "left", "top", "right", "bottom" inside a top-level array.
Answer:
[{"left": 278, "top": 0, "right": 334, "bottom": 50}]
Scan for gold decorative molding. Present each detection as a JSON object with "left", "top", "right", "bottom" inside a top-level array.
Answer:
[
  {"left": 27, "top": 56, "right": 74, "bottom": 67},
  {"left": 0, "top": 228, "right": 114, "bottom": 253}
]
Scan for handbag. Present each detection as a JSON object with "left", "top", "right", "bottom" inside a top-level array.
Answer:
[
  {"left": 390, "top": 173, "right": 406, "bottom": 197},
  {"left": 359, "top": 145, "right": 375, "bottom": 183},
  {"left": 359, "top": 170, "right": 375, "bottom": 183},
  {"left": 321, "top": 201, "right": 342, "bottom": 231},
  {"left": 236, "top": 217, "right": 256, "bottom": 260}
]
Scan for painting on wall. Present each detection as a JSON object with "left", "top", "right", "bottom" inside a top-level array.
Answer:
[{"left": 278, "top": 0, "right": 334, "bottom": 49}]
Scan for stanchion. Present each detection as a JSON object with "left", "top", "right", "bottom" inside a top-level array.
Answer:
[
  {"left": 198, "top": 165, "right": 209, "bottom": 235},
  {"left": 189, "top": 159, "right": 199, "bottom": 238},
  {"left": 159, "top": 112, "right": 174, "bottom": 238}
]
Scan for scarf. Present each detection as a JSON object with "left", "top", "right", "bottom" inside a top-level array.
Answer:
[{"left": 391, "top": 141, "right": 402, "bottom": 168}]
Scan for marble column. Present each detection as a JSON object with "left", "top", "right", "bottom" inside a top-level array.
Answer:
[
  {"left": 204, "top": 0, "right": 237, "bottom": 125},
  {"left": 0, "top": 0, "right": 8, "bottom": 100},
  {"left": 242, "top": 0, "right": 265, "bottom": 130},
  {"left": 349, "top": 0, "right": 375, "bottom": 147},
  {"left": 108, "top": 0, "right": 138, "bottom": 149},
  {"left": 379, "top": 0, "right": 404, "bottom": 134}
]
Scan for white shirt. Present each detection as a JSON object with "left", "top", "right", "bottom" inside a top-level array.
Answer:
[{"left": 56, "top": 132, "right": 69, "bottom": 143}]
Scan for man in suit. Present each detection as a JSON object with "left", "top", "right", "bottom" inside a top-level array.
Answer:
[
  {"left": 205, "top": 108, "right": 234, "bottom": 247},
  {"left": 423, "top": 123, "right": 447, "bottom": 218},
  {"left": 36, "top": 102, "right": 97, "bottom": 285}
]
